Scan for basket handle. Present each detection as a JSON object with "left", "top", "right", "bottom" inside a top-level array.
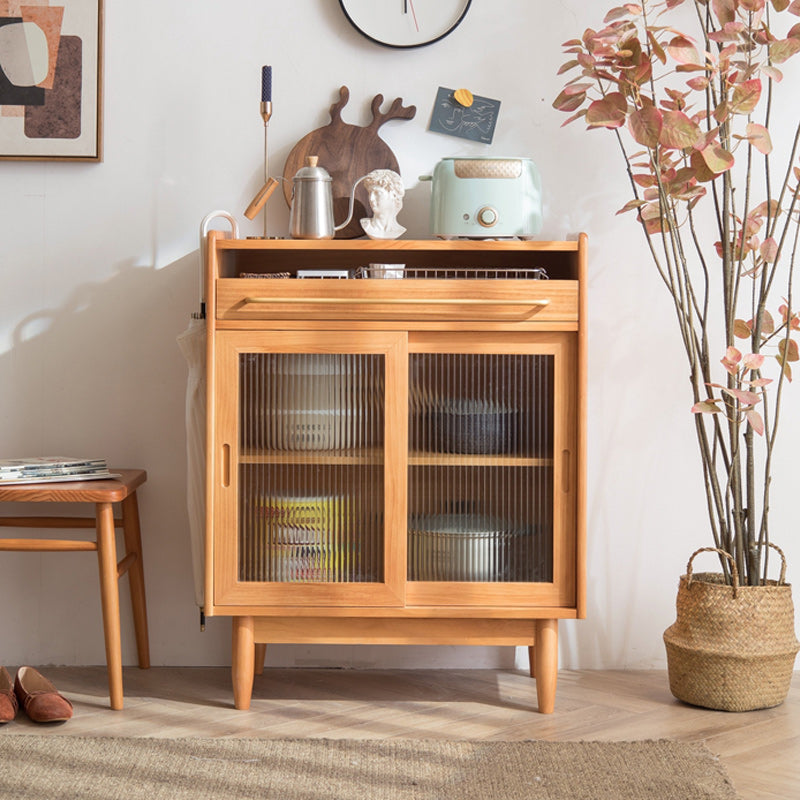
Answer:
[
  {"left": 686, "top": 547, "right": 739, "bottom": 598},
  {"left": 766, "top": 541, "right": 789, "bottom": 585},
  {"left": 686, "top": 543, "right": 789, "bottom": 594}
]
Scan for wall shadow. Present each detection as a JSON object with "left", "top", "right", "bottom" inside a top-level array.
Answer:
[{"left": 0, "top": 251, "right": 231, "bottom": 667}]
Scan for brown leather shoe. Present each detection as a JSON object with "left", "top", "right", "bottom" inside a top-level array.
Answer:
[
  {"left": 14, "top": 666, "right": 73, "bottom": 723},
  {"left": 0, "top": 667, "right": 18, "bottom": 723}
]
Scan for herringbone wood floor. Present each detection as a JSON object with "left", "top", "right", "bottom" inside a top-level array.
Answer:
[{"left": 2, "top": 667, "right": 797, "bottom": 798}]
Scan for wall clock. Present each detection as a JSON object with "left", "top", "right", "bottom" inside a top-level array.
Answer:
[{"left": 339, "top": 0, "right": 472, "bottom": 49}]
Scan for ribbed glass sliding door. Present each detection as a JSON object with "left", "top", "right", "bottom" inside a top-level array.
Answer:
[
  {"left": 408, "top": 351, "right": 554, "bottom": 585},
  {"left": 238, "top": 352, "right": 384, "bottom": 585}
]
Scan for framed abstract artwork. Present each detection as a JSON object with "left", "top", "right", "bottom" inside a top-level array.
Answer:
[{"left": 0, "top": 0, "right": 103, "bottom": 161}]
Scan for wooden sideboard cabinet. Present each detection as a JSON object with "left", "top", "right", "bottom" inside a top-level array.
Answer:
[{"left": 204, "top": 234, "right": 587, "bottom": 713}]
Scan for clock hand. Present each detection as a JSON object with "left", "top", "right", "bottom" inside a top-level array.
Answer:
[{"left": 407, "top": 0, "right": 420, "bottom": 32}]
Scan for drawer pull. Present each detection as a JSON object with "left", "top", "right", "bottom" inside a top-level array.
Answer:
[{"left": 244, "top": 297, "right": 551, "bottom": 308}]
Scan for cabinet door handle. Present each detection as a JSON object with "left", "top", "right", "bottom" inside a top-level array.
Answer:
[
  {"left": 222, "top": 444, "right": 231, "bottom": 488},
  {"left": 245, "top": 296, "right": 549, "bottom": 307},
  {"left": 243, "top": 297, "right": 551, "bottom": 318},
  {"left": 562, "top": 449, "right": 571, "bottom": 494}
]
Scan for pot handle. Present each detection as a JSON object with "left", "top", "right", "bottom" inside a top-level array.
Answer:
[
  {"left": 244, "top": 177, "right": 281, "bottom": 221},
  {"left": 334, "top": 174, "right": 368, "bottom": 232},
  {"left": 686, "top": 547, "right": 739, "bottom": 598}
]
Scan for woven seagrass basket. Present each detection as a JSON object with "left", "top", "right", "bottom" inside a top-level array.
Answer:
[{"left": 663, "top": 545, "right": 800, "bottom": 712}]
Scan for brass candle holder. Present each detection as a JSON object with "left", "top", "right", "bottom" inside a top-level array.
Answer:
[{"left": 244, "top": 66, "right": 277, "bottom": 237}]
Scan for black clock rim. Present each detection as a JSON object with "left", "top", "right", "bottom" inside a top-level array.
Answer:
[{"left": 338, "top": 0, "right": 472, "bottom": 50}]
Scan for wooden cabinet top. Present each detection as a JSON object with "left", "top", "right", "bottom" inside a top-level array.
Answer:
[
  {"left": 205, "top": 234, "right": 587, "bottom": 330},
  {"left": 207, "top": 234, "right": 587, "bottom": 280}
]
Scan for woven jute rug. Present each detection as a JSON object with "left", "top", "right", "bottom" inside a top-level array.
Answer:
[{"left": 0, "top": 737, "right": 738, "bottom": 800}]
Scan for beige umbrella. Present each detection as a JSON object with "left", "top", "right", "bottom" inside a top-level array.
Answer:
[{"left": 178, "top": 211, "right": 238, "bottom": 617}]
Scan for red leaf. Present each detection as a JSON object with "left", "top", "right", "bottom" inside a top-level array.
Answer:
[
  {"left": 560, "top": 109, "right": 588, "bottom": 127},
  {"left": 659, "top": 110, "right": 703, "bottom": 149},
  {"left": 750, "top": 199, "right": 780, "bottom": 221},
  {"left": 668, "top": 35, "right": 703, "bottom": 65},
  {"left": 712, "top": 0, "right": 737, "bottom": 24},
  {"left": 604, "top": 5, "right": 643, "bottom": 22},
  {"left": 646, "top": 29, "right": 667, "bottom": 64},
  {"left": 714, "top": 99, "right": 731, "bottom": 124},
  {"left": 628, "top": 106, "right": 663, "bottom": 148},
  {"left": 721, "top": 347, "right": 742, "bottom": 374},
  {"left": 699, "top": 144, "right": 735, "bottom": 174},
  {"left": 746, "top": 122, "right": 773, "bottom": 154},
  {"left": 770, "top": 37, "right": 800, "bottom": 64},
  {"left": 692, "top": 400, "right": 722, "bottom": 414},
  {"left": 722, "top": 387, "right": 761, "bottom": 406},
  {"left": 731, "top": 79, "right": 762, "bottom": 114},
  {"left": 617, "top": 199, "right": 646, "bottom": 215},
  {"left": 690, "top": 149, "right": 717, "bottom": 182},
  {"left": 777, "top": 357, "right": 793, "bottom": 381},
  {"left": 709, "top": 24, "right": 744, "bottom": 43},
  {"left": 760, "top": 237, "right": 778, "bottom": 262},
  {"left": 632, "top": 173, "right": 656, "bottom": 187},
  {"left": 743, "top": 353, "right": 765, "bottom": 370},
  {"left": 762, "top": 64, "right": 784, "bottom": 82},
  {"left": 553, "top": 89, "right": 586, "bottom": 113},
  {"left": 586, "top": 92, "right": 628, "bottom": 128},
  {"left": 687, "top": 76, "right": 710, "bottom": 90},
  {"left": 746, "top": 408, "right": 765, "bottom": 436},
  {"left": 563, "top": 82, "right": 594, "bottom": 96},
  {"left": 778, "top": 337, "right": 800, "bottom": 362}
]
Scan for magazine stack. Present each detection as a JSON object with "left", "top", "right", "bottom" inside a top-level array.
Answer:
[{"left": 0, "top": 457, "right": 118, "bottom": 485}]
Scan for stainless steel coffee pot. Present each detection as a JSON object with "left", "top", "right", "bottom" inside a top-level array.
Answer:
[{"left": 289, "top": 156, "right": 363, "bottom": 239}]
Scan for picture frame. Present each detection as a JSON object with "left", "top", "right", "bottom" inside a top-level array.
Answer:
[{"left": 0, "top": 0, "right": 103, "bottom": 161}]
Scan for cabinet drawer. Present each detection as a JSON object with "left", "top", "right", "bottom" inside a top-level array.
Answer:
[{"left": 216, "top": 279, "right": 578, "bottom": 323}]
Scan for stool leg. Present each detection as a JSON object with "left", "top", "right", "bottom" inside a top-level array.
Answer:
[
  {"left": 96, "top": 502, "right": 124, "bottom": 710},
  {"left": 122, "top": 492, "right": 150, "bottom": 669}
]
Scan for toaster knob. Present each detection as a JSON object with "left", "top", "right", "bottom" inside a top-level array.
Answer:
[{"left": 477, "top": 206, "right": 499, "bottom": 228}]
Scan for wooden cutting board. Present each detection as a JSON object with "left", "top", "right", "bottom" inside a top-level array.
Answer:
[{"left": 282, "top": 86, "right": 416, "bottom": 238}]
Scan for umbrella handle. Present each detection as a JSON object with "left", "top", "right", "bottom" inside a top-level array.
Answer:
[{"left": 199, "top": 211, "right": 239, "bottom": 316}]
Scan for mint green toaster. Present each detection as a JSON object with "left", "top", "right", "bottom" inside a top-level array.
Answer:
[{"left": 421, "top": 157, "right": 542, "bottom": 239}]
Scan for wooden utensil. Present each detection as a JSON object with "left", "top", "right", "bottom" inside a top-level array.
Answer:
[{"left": 282, "top": 86, "right": 416, "bottom": 238}]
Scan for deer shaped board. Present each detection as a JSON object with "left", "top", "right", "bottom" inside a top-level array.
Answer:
[{"left": 282, "top": 86, "right": 416, "bottom": 239}]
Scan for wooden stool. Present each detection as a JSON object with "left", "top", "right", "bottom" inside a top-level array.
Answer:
[{"left": 0, "top": 469, "right": 150, "bottom": 710}]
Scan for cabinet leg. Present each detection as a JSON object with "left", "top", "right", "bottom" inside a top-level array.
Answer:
[
  {"left": 527, "top": 645, "right": 535, "bottom": 678},
  {"left": 232, "top": 616, "right": 255, "bottom": 710},
  {"left": 533, "top": 619, "right": 558, "bottom": 714},
  {"left": 254, "top": 643, "right": 267, "bottom": 676}
]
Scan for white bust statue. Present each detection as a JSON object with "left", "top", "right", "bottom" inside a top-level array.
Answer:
[{"left": 360, "top": 169, "right": 406, "bottom": 240}]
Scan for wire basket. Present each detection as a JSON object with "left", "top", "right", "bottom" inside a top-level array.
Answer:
[{"left": 356, "top": 266, "right": 548, "bottom": 280}]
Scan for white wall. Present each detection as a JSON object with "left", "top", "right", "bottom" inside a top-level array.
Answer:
[{"left": 1, "top": 1, "right": 797, "bottom": 673}]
